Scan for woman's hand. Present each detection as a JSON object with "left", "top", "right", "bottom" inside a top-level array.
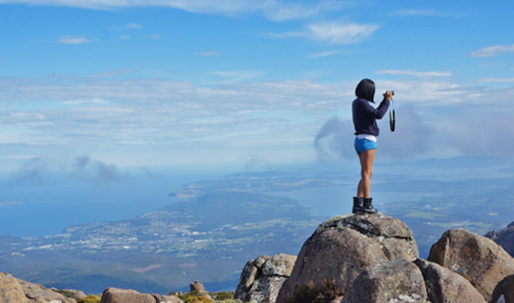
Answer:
[{"left": 383, "top": 90, "right": 394, "bottom": 101}]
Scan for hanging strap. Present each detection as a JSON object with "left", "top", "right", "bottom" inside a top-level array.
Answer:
[{"left": 389, "top": 100, "right": 395, "bottom": 132}]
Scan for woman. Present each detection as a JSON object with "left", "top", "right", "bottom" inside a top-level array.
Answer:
[{"left": 352, "top": 78, "right": 393, "bottom": 214}]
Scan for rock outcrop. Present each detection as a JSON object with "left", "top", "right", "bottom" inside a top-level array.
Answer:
[
  {"left": 486, "top": 221, "right": 514, "bottom": 257},
  {"left": 342, "top": 258, "right": 487, "bottom": 303},
  {"left": 189, "top": 280, "right": 212, "bottom": 301},
  {"left": 235, "top": 253, "right": 296, "bottom": 303},
  {"left": 413, "top": 258, "right": 486, "bottom": 303},
  {"left": 0, "top": 272, "right": 184, "bottom": 303},
  {"left": 58, "top": 289, "right": 87, "bottom": 301},
  {"left": 276, "top": 213, "right": 418, "bottom": 302},
  {"left": 1, "top": 272, "right": 89, "bottom": 303},
  {"left": 491, "top": 274, "right": 514, "bottom": 303},
  {"left": 17, "top": 278, "right": 77, "bottom": 303},
  {"left": 0, "top": 272, "right": 27, "bottom": 303},
  {"left": 343, "top": 259, "right": 427, "bottom": 303},
  {"left": 190, "top": 280, "right": 206, "bottom": 294},
  {"left": 427, "top": 228, "right": 514, "bottom": 302},
  {"left": 99, "top": 287, "right": 183, "bottom": 303},
  {"left": 153, "top": 294, "right": 183, "bottom": 303}
]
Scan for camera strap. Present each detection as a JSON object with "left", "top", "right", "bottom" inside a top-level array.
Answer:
[{"left": 389, "top": 100, "right": 395, "bottom": 132}]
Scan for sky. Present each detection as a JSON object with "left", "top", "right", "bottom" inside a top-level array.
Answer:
[{"left": 1, "top": 0, "right": 514, "bottom": 175}]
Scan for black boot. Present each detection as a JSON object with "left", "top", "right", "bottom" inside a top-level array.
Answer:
[
  {"left": 352, "top": 197, "right": 363, "bottom": 214},
  {"left": 363, "top": 198, "right": 378, "bottom": 214}
]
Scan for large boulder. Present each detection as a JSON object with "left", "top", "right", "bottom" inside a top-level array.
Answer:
[
  {"left": 0, "top": 272, "right": 27, "bottom": 303},
  {"left": 235, "top": 253, "right": 296, "bottom": 303},
  {"left": 17, "top": 278, "right": 76, "bottom": 303},
  {"left": 99, "top": 287, "right": 156, "bottom": 303},
  {"left": 427, "top": 228, "right": 514, "bottom": 301},
  {"left": 99, "top": 288, "right": 183, "bottom": 303},
  {"left": 276, "top": 213, "right": 418, "bottom": 302},
  {"left": 153, "top": 294, "right": 183, "bottom": 303},
  {"left": 486, "top": 222, "right": 514, "bottom": 257},
  {"left": 342, "top": 259, "right": 427, "bottom": 303},
  {"left": 413, "top": 258, "right": 486, "bottom": 303},
  {"left": 58, "top": 289, "right": 87, "bottom": 301},
  {"left": 491, "top": 274, "right": 514, "bottom": 303},
  {"left": 189, "top": 280, "right": 206, "bottom": 294}
]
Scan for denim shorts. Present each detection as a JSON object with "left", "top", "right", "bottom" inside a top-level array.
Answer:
[{"left": 354, "top": 138, "right": 377, "bottom": 155}]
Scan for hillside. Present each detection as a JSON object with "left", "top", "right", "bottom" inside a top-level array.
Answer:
[{"left": 0, "top": 192, "right": 320, "bottom": 294}]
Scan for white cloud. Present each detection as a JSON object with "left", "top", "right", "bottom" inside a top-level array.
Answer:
[
  {"left": 307, "top": 22, "right": 380, "bottom": 44},
  {"left": 64, "top": 98, "right": 109, "bottom": 105},
  {"left": 146, "top": 34, "right": 162, "bottom": 40},
  {"left": 392, "top": 9, "right": 466, "bottom": 18},
  {"left": 477, "top": 62, "right": 503, "bottom": 67},
  {"left": 89, "top": 69, "right": 134, "bottom": 78},
  {"left": 58, "top": 36, "right": 94, "bottom": 44},
  {"left": 477, "top": 77, "right": 514, "bottom": 83},
  {"left": 125, "top": 22, "right": 142, "bottom": 29},
  {"left": 120, "top": 35, "right": 131, "bottom": 39},
  {"left": 1, "top": 75, "right": 513, "bottom": 165},
  {"left": 197, "top": 51, "right": 221, "bottom": 57},
  {"left": 470, "top": 44, "right": 514, "bottom": 57},
  {"left": 267, "top": 31, "right": 307, "bottom": 39},
  {"left": 0, "top": 0, "right": 348, "bottom": 22},
  {"left": 377, "top": 70, "right": 453, "bottom": 77},
  {"left": 270, "top": 21, "right": 380, "bottom": 44},
  {"left": 110, "top": 23, "right": 142, "bottom": 29},
  {"left": 210, "top": 70, "right": 263, "bottom": 83},
  {"left": 307, "top": 50, "right": 341, "bottom": 58},
  {"left": 262, "top": 1, "right": 350, "bottom": 22}
]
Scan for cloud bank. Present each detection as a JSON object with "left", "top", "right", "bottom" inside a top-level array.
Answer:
[
  {"left": 0, "top": 0, "right": 347, "bottom": 22},
  {"left": 377, "top": 70, "right": 453, "bottom": 78},
  {"left": 58, "top": 36, "right": 96, "bottom": 44},
  {"left": 9, "top": 155, "right": 129, "bottom": 185},
  {"left": 314, "top": 98, "right": 514, "bottom": 162},
  {"left": 1, "top": 74, "right": 514, "bottom": 167},
  {"left": 270, "top": 21, "right": 380, "bottom": 44},
  {"left": 470, "top": 44, "right": 514, "bottom": 58}
]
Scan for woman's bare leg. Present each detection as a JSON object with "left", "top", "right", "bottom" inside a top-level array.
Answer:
[
  {"left": 358, "top": 149, "right": 376, "bottom": 198},
  {"left": 357, "top": 179, "right": 364, "bottom": 197}
]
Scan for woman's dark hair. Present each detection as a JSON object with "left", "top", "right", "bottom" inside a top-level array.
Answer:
[{"left": 355, "top": 78, "right": 375, "bottom": 103}]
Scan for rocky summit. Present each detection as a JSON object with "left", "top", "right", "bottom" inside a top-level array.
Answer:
[
  {"left": 276, "top": 213, "right": 419, "bottom": 302},
  {"left": 2, "top": 211, "right": 514, "bottom": 303}
]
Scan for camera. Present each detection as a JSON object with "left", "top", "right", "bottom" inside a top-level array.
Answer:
[{"left": 390, "top": 90, "right": 395, "bottom": 96}]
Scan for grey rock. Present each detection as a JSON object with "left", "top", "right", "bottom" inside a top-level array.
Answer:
[
  {"left": 277, "top": 213, "right": 418, "bottom": 302},
  {"left": 99, "top": 287, "right": 156, "bottom": 303},
  {"left": 0, "top": 272, "right": 27, "bottom": 303},
  {"left": 486, "top": 222, "right": 514, "bottom": 258},
  {"left": 343, "top": 259, "right": 428, "bottom": 303},
  {"left": 428, "top": 228, "right": 514, "bottom": 302},
  {"left": 261, "top": 254, "right": 296, "bottom": 277},
  {"left": 189, "top": 280, "right": 206, "bottom": 293},
  {"left": 413, "top": 258, "right": 486, "bottom": 303},
  {"left": 59, "top": 289, "right": 87, "bottom": 301},
  {"left": 17, "top": 278, "right": 76, "bottom": 303},
  {"left": 153, "top": 294, "right": 184, "bottom": 303},
  {"left": 235, "top": 253, "right": 296, "bottom": 303}
]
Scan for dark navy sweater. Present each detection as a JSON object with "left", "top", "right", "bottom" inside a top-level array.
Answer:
[{"left": 352, "top": 98, "right": 390, "bottom": 136}]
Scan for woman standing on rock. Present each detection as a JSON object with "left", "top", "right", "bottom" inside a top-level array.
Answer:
[{"left": 352, "top": 79, "right": 393, "bottom": 214}]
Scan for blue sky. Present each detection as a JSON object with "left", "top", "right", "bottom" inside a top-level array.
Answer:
[{"left": 1, "top": 0, "right": 514, "bottom": 173}]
